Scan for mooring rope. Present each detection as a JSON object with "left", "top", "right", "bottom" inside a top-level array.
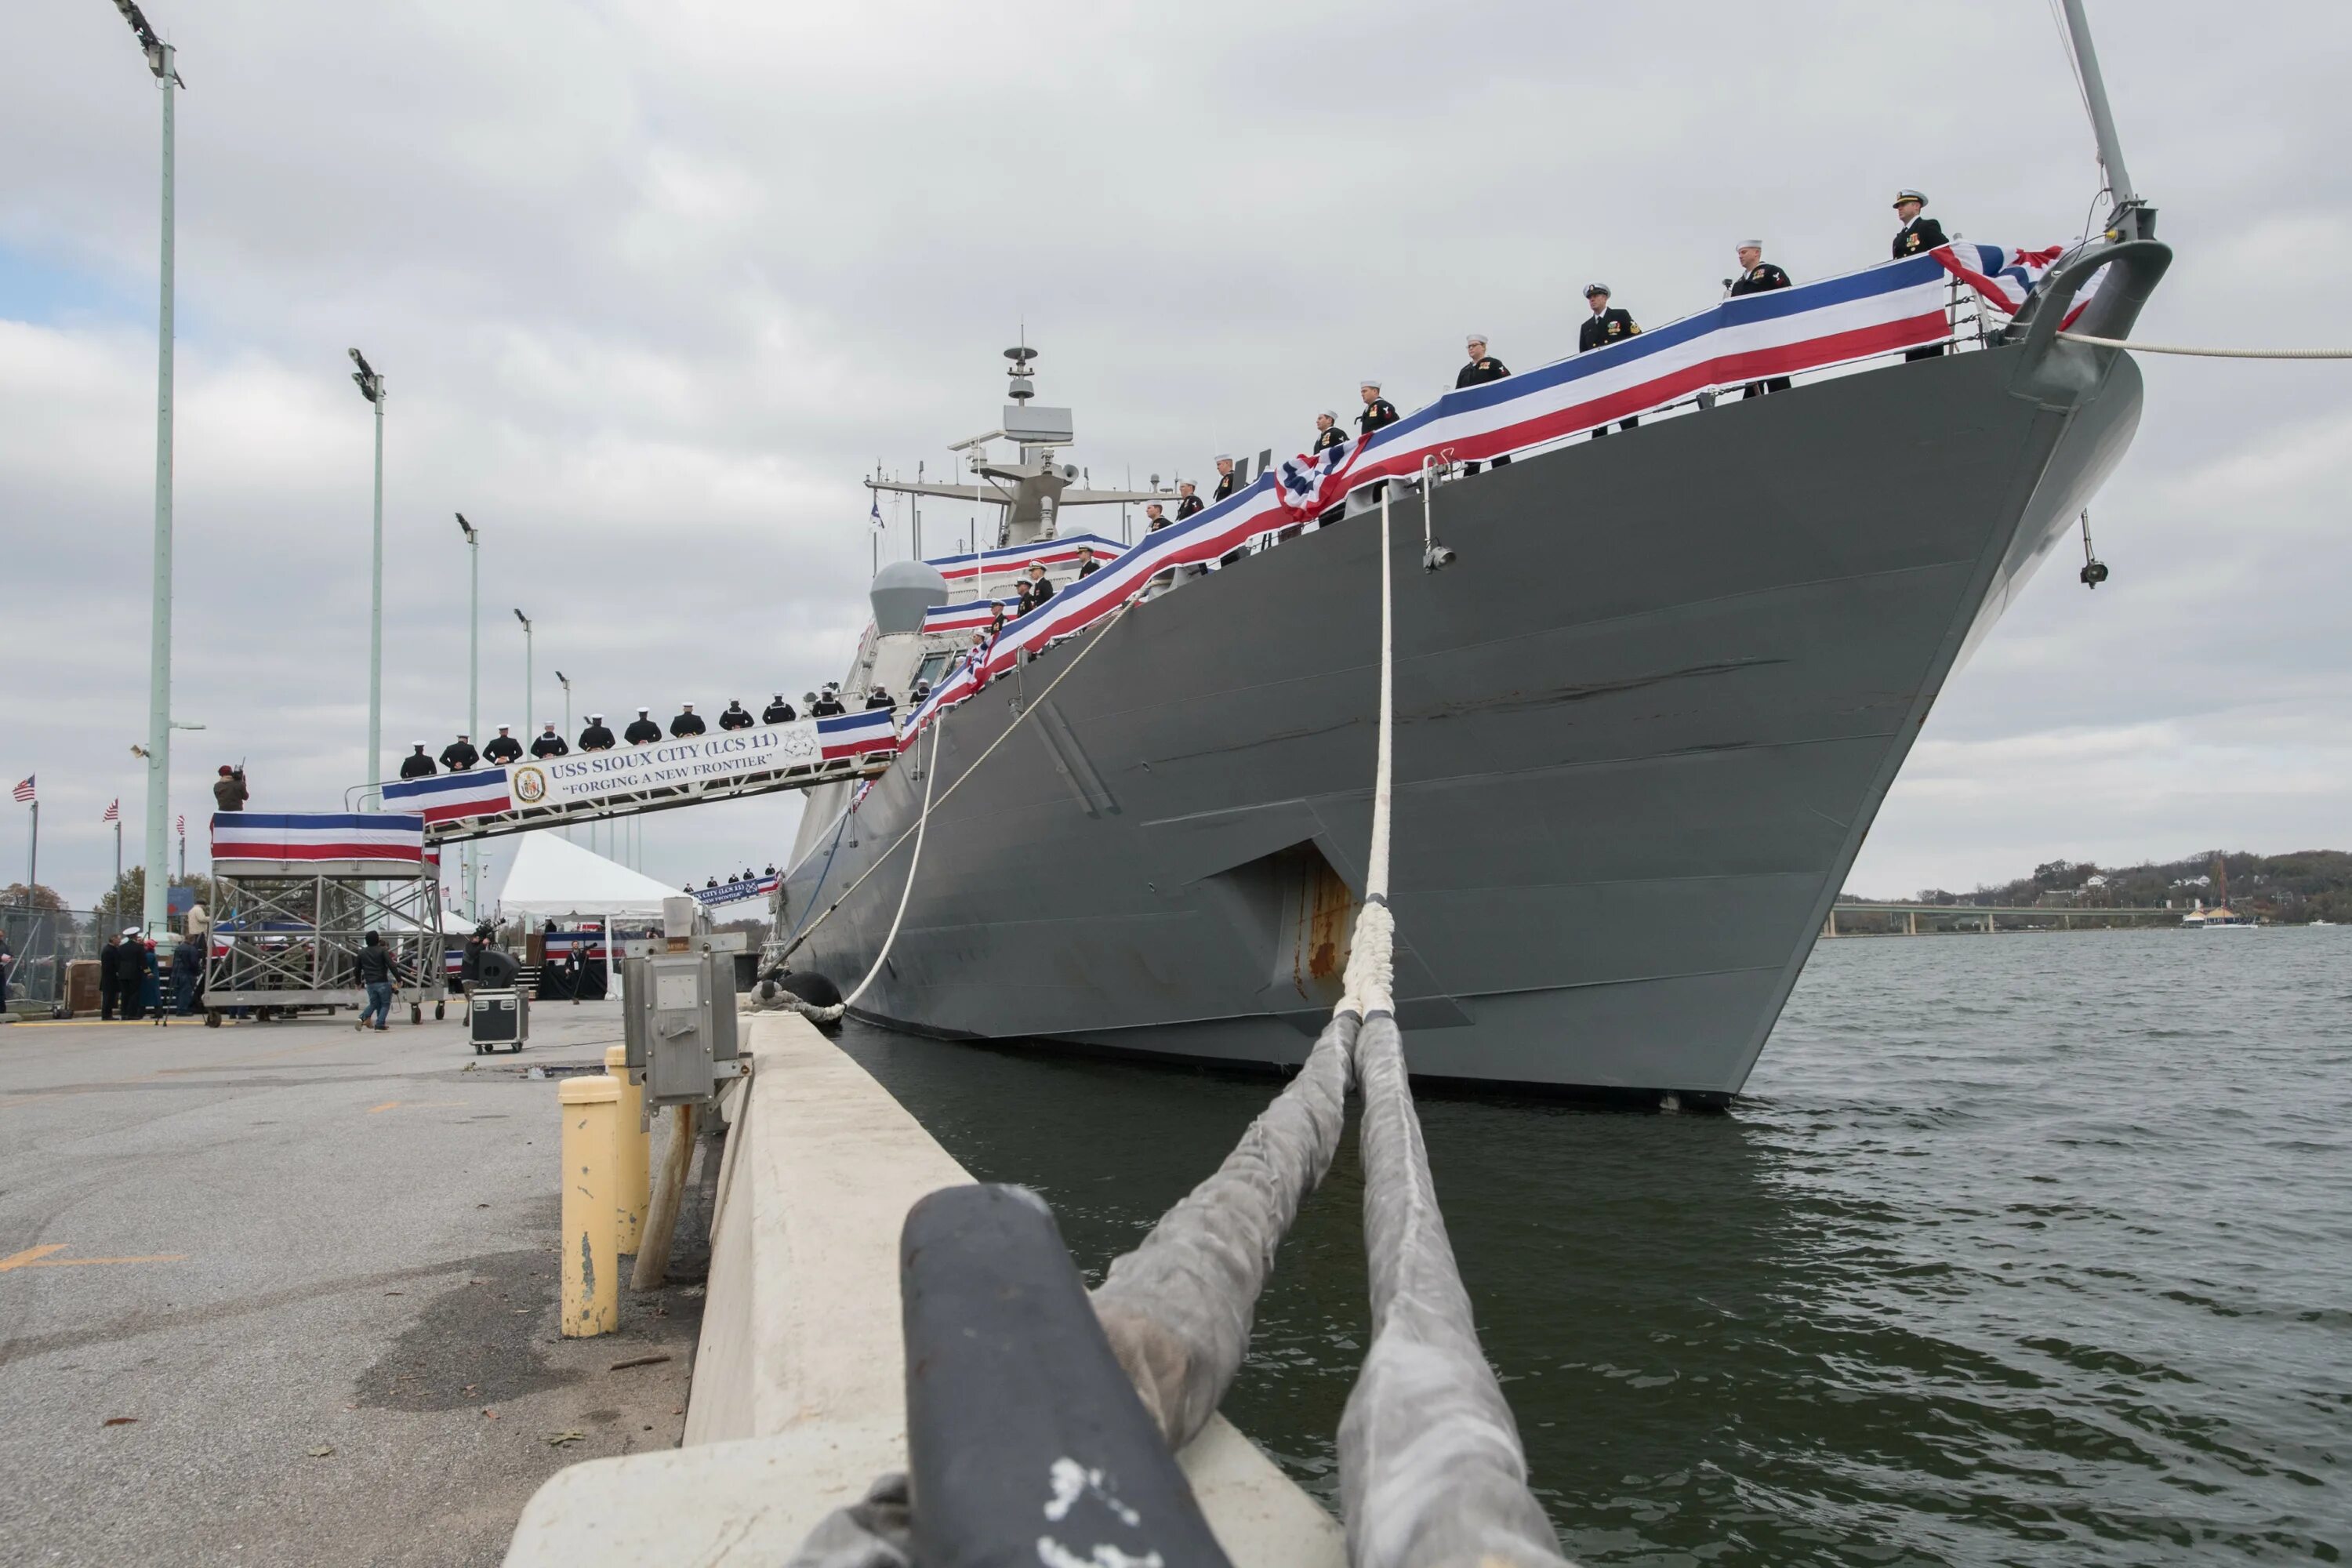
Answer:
[
  {"left": 1336, "top": 484, "right": 1570, "bottom": 1568},
  {"left": 2058, "top": 331, "right": 2352, "bottom": 359}
]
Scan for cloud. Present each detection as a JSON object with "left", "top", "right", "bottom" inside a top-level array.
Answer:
[{"left": 3, "top": 0, "right": 2348, "bottom": 913}]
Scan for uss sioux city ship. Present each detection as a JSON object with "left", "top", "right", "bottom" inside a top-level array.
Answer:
[{"left": 772, "top": 180, "right": 2169, "bottom": 1103}]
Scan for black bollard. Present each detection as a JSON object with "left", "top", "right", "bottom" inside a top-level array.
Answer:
[{"left": 901, "top": 1183, "right": 1235, "bottom": 1568}]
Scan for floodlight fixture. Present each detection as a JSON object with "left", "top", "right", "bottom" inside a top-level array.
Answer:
[
  {"left": 111, "top": 0, "right": 182, "bottom": 82},
  {"left": 348, "top": 347, "right": 383, "bottom": 405},
  {"left": 513, "top": 608, "right": 531, "bottom": 630},
  {"left": 456, "top": 511, "right": 477, "bottom": 543}
]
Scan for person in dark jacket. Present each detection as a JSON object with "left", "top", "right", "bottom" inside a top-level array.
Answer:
[
  {"left": 112, "top": 931, "right": 150, "bottom": 1022},
  {"left": 1891, "top": 191, "right": 1949, "bottom": 361},
  {"left": 762, "top": 694, "right": 797, "bottom": 724},
  {"left": 864, "top": 686, "right": 896, "bottom": 711},
  {"left": 1578, "top": 285, "right": 1642, "bottom": 434},
  {"left": 172, "top": 935, "right": 203, "bottom": 1016},
  {"left": 1211, "top": 455, "right": 1238, "bottom": 502},
  {"left": 623, "top": 708, "right": 662, "bottom": 746},
  {"left": 353, "top": 931, "right": 402, "bottom": 1032},
  {"left": 98, "top": 934, "right": 123, "bottom": 1020},
  {"left": 1455, "top": 336, "right": 1513, "bottom": 472},
  {"left": 1174, "top": 480, "right": 1203, "bottom": 520},
  {"left": 718, "top": 700, "right": 755, "bottom": 731},
  {"left": 1355, "top": 380, "right": 1399, "bottom": 436},
  {"left": 578, "top": 713, "right": 615, "bottom": 750},
  {"left": 809, "top": 685, "right": 846, "bottom": 718},
  {"left": 138, "top": 938, "right": 162, "bottom": 1024},
  {"left": 669, "top": 704, "right": 706, "bottom": 738},
  {"left": 1312, "top": 412, "right": 1345, "bottom": 456},
  {"left": 482, "top": 725, "right": 524, "bottom": 764},
  {"left": 441, "top": 734, "right": 479, "bottom": 771},
  {"left": 397, "top": 742, "right": 436, "bottom": 779},
  {"left": 1726, "top": 244, "right": 1795, "bottom": 395},
  {"left": 1074, "top": 546, "right": 1101, "bottom": 579},
  {"left": 529, "top": 723, "right": 568, "bottom": 759},
  {"left": 212, "top": 764, "right": 249, "bottom": 811},
  {"left": 1020, "top": 563, "right": 1056, "bottom": 613}
]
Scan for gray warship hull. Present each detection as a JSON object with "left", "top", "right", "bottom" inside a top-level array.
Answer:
[{"left": 782, "top": 339, "right": 2147, "bottom": 1095}]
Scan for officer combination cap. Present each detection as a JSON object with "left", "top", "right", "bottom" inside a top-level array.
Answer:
[
  {"left": 589, "top": 713, "right": 602, "bottom": 721},
  {"left": 498, "top": 723, "right": 511, "bottom": 731},
  {"left": 638, "top": 706, "right": 650, "bottom": 712},
  {"left": 1893, "top": 189, "right": 1927, "bottom": 207},
  {"left": 1584, "top": 283, "right": 1610, "bottom": 298}
]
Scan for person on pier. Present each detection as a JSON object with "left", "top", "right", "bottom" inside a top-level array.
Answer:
[
  {"left": 579, "top": 713, "right": 616, "bottom": 750},
  {"left": 482, "top": 725, "right": 523, "bottom": 765}
]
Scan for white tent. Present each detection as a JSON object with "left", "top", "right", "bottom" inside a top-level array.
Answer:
[{"left": 495, "top": 831, "right": 681, "bottom": 923}]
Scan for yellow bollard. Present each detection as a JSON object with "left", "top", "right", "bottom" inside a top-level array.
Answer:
[
  {"left": 558, "top": 1075, "right": 621, "bottom": 1338},
  {"left": 604, "top": 1045, "right": 649, "bottom": 1252}
]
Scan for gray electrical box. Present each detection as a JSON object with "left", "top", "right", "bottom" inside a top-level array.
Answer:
[{"left": 620, "top": 946, "right": 742, "bottom": 1109}]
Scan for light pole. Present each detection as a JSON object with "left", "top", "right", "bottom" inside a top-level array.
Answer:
[
  {"left": 350, "top": 349, "right": 386, "bottom": 793},
  {"left": 456, "top": 513, "right": 481, "bottom": 914},
  {"left": 514, "top": 609, "right": 534, "bottom": 740},
  {"left": 113, "top": 0, "right": 182, "bottom": 938}
]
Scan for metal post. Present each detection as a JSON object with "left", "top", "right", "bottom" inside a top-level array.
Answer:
[
  {"left": 2056, "top": 0, "right": 2140, "bottom": 233},
  {"left": 140, "top": 42, "right": 180, "bottom": 940},
  {"left": 27, "top": 800, "right": 37, "bottom": 895},
  {"left": 515, "top": 609, "right": 533, "bottom": 741},
  {"left": 368, "top": 387, "right": 384, "bottom": 791}
]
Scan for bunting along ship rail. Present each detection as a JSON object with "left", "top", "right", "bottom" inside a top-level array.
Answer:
[{"left": 771, "top": 231, "right": 2171, "bottom": 1100}]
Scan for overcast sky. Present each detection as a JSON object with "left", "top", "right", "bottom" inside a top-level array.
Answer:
[{"left": 3, "top": 0, "right": 2347, "bottom": 910}]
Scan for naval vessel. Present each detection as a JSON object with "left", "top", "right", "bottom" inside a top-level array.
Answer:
[{"left": 771, "top": 158, "right": 2169, "bottom": 1101}]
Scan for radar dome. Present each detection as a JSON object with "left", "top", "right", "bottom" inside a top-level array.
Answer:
[{"left": 869, "top": 558, "right": 950, "bottom": 635}]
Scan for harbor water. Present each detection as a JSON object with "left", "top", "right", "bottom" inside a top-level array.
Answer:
[{"left": 838, "top": 927, "right": 2350, "bottom": 1563}]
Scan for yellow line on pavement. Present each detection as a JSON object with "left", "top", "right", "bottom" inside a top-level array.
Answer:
[
  {"left": 0, "top": 1245, "right": 69, "bottom": 1272},
  {"left": 16, "top": 1254, "right": 189, "bottom": 1269}
]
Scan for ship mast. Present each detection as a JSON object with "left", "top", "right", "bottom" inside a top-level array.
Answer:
[{"left": 2056, "top": 0, "right": 2152, "bottom": 239}]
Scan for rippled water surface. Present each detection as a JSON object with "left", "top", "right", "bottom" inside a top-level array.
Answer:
[{"left": 837, "top": 929, "right": 2352, "bottom": 1563}]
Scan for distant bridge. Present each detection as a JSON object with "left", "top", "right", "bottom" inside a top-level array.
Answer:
[{"left": 1824, "top": 902, "right": 2182, "bottom": 936}]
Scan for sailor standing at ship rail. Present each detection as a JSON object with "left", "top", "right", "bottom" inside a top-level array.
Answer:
[
  {"left": 482, "top": 725, "right": 523, "bottom": 765},
  {"left": 1892, "top": 191, "right": 1947, "bottom": 361},
  {"left": 440, "top": 733, "right": 478, "bottom": 771},
  {"left": 1455, "top": 336, "right": 1512, "bottom": 472},
  {"left": 669, "top": 703, "right": 706, "bottom": 738},
  {"left": 1211, "top": 455, "right": 1237, "bottom": 502},
  {"left": 762, "top": 693, "right": 797, "bottom": 724},
  {"left": 1727, "top": 244, "right": 1794, "bottom": 397},
  {"left": 530, "top": 722, "right": 568, "bottom": 758},
  {"left": 1579, "top": 285, "right": 1642, "bottom": 435},
  {"left": 579, "top": 713, "right": 615, "bottom": 750},
  {"left": 623, "top": 707, "right": 662, "bottom": 746}
]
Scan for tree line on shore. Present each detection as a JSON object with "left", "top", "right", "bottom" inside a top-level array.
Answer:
[{"left": 1852, "top": 850, "right": 2352, "bottom": 924}]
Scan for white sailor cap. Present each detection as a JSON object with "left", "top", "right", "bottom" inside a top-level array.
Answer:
[
  {"left": 1359, "top": 377, "right": 1381, "bottom": 390},
  {"left": 1737, "top": 239, "right": 1762, "bottom": 249},
  {"left": 1466, "top": 333, "right": 1487, "bottom": 346},
  {"left": 1214, "top": 452, "right": 1233, "bottom": 463},
  {"left": 542, "top": 720, "right": 557, "bottom": 729},
  {"left": 1318, "top": 408, "right": 1338, "bottom": 420}
]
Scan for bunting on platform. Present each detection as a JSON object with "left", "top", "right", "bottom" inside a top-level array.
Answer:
[
  {"left": 211, "top": 811, "right": 427, "bottom": 866},
  {"left": 926, "top": 533, "right": 1126, "bottom": 587},
  {"left": 815, "top": 709, "right": 898, "bottom": 760}
]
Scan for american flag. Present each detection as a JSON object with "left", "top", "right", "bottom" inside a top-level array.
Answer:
[
  {"left": 102, "top": 798, "right": 120, "bottom": 822},
  {"left": 9, "top": 775, "right": 31, "bottom": 804},
  {"left": 176, "top": 814, "right": 186, "bottom": 837}
]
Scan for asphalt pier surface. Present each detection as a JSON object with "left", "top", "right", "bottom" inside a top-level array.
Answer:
[{"left": 0, "top": 1002, "right": 704, "bottom": 1568}]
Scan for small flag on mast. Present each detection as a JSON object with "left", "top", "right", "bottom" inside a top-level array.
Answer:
[
  {"left": 102, "top": 798, "right": 121, "bottom": 822},
  {"left": 9, "top": 775, "right": 31, "bottom": 804},
  {"left": 176, "top": 813, "right": 186, "bottom": 837},
  {"left": 870, "top": 495, "right": 884, "bottom": 532}
]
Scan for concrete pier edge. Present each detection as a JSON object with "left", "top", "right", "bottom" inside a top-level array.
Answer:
[{"left": 503, "top": 1010, "right": 1343, "bottom": 1566}]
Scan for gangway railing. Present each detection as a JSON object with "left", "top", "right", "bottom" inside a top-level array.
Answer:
[{"left": 410, "top": 750, "right": 891, "bottom": 848}]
